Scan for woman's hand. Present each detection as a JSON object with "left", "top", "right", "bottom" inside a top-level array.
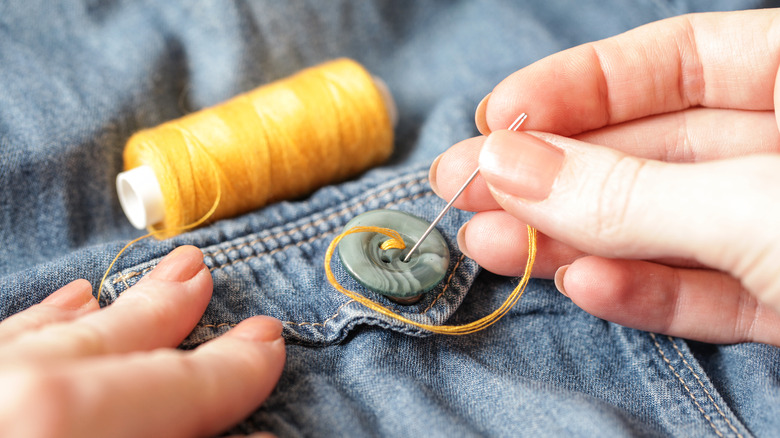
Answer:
[
  {"left": 430, "top": 9, "right": 780, "bottom": 346},
  {"left": 0, "top": 245, "right": 285, "bottom": 438}
]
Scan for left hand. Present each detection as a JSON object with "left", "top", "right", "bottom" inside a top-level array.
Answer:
[{"left": 0, "top": 245, "right": 285, "bottom": 438}]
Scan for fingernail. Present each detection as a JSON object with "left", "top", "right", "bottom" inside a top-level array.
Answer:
[
  {"left": 150, "top": 245, "right": 206, "bottom": 282},
  {"left": 456, "top": 223, "right": 471, "bottom": 259},
  {"left": 554, "top": 265, "right": 569, "bottom": 297},
  {"left": 42, "top": 279, "right": 95, "bottom": 310},
  {"left": 230, "top": 315, "right": 284, "bottom": 343},
  {"left": 428, "top": 154, "right": 442, "bottom": 196},
  {"left": 479, "top": 131, "right": 564, "bottom": 202},
  {"left": 475, "top": 93, "right": 491, "bottom": 135}
]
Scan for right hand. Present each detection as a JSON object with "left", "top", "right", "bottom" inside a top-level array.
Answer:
[{"left": 430, "top": 9, "right": 780, "bottom": 346}]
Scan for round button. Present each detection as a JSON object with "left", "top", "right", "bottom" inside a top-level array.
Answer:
[{"left": 337, "top": 209, "right": 450, "bottom": 301}]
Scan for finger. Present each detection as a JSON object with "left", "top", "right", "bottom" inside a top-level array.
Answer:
[
  {"left": 575, "top": 108, "right": 780, "bottom": 161},
  {"left": 458, "top": 210, "right": 584, "bottom": 278},
  {"left": 432, "top": 109, "right": 779, "bottom": 214},
  {"left": 429, "top": 136, "right": 501, "bottom": 212},
  {"left": 459, "top": 211, "right": 710, "bottom": 278},
  {"left": 0, "top": 316, "right": 285, "bottom": 438},
  {"left": 556, "top": 257, "right": 780, "bottom": 346},
  {"left": 478, "top": 130, "right": 780, "bottom": 309},
  {"left": 0, "top": 245, "right": 212, "bottom": 361},
  {"left": 0, "top": 279, "right": 98, "bottom": 343},
  {"left": 480, "top": 10, "right": 780, "bottom": 136}
]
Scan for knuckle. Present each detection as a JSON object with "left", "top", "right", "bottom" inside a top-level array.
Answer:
[
  {"left": 732, "top": 284, "right": 761, "bottom": 343},
  {"left": 57, "top": 323, "right": 107, "bottom": 357},
  {"left": 585, "top": 155, "right": 648, "bottom": 253},
  {"left": 672, "top": 112, "right": 696, "bottom": 162},
  {"left": 740, "top": 244, "right": 780, "bottom": 313}
]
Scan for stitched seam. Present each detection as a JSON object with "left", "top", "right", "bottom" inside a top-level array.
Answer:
[
  {"left": 281, "top": 247, "right": 465, "bottom": 329},
  {"left": 649, "top": 333, "right": 725, "bottom": 437},
  {"left": 197, "top": 248, "right": 467, "bottom": 331},
  {"left": 119, "top": 270, "right": 131, "bottom": 289},
  {"left": 201, "top": 299, "right": 356, "bottom": 330},
  {"left": 113, "top": 266, "right": 154, "bottom": 285},
  {"left": 284, "top": 299, "right": 357, "bottom": 327},
  {"left": 667, "top": 336, "right": 744, "bottom": 438},
  {"left": 209, "top": 191, "right": 429, "bottom": 270},
  {"left": 201, "top": 322, "right": 236, "bottom": 329},
  {"left": 204, "top": 175, "right": 428, "bottom": 259},
  {"left": 423, "top": 255, "right": 464, "bottom": 313},
  {"left": 110, "top": 180, "right": 429, "bottom": 285}
]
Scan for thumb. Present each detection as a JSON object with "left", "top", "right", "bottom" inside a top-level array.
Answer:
[{"left": 478, "top": 130, "right": 780, "bottom": 307}]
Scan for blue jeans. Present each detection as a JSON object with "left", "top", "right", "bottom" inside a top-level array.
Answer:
[{"left": 1, "top": 1, "right": 778, "bottom": 436}]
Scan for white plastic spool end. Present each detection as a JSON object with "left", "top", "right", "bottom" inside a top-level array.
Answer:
[{"left": 116, "top": 165, "right": 165, "bottom": 229}]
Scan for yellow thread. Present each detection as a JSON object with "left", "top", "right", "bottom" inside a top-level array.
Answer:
[
  {"left": 325, "top": 225, "right": 537, "bottom": 335},
  {"left": 380, "top": 237, "right": 406, "bottom": 251},
  {"left": 123, "top": 58, "right": 393, "bottom": 236},
  {"left": 97, "top": 172, "right": 223, "bottom": 301},
  {"left": 99, "top": 59, "right": 393, "bottom": 301}
]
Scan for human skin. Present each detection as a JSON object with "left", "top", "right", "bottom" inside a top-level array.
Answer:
[
  {"left": 0, "top": 246, "right": 284, "bottom": 438},
  {"left": 429, "top": 9, "right": 780, "bottom": 346},
  {"left": 3, "top": 9, "right": 780, "bottom": 437}
]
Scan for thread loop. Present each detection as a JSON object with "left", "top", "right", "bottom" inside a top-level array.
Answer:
[{"left": 325, "top": 225, "right": 538, "bottom": 335}]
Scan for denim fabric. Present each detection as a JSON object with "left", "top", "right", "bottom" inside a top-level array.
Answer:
[{"left": 1, "top": 1, "right": 779, "bottom": 436}]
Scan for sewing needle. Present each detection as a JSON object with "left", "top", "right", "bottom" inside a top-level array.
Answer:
[{"left": 402, "top": 113, "right": 527, "bottom": 263}]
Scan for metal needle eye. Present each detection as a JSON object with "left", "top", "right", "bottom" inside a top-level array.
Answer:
[{"left": 402, "top": 113, "right": 528, "bottom": 263}]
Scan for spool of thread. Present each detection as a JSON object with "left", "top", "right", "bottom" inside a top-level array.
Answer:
[{"left": 116, "top": 58, "right": 397, "bottom": 236}]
